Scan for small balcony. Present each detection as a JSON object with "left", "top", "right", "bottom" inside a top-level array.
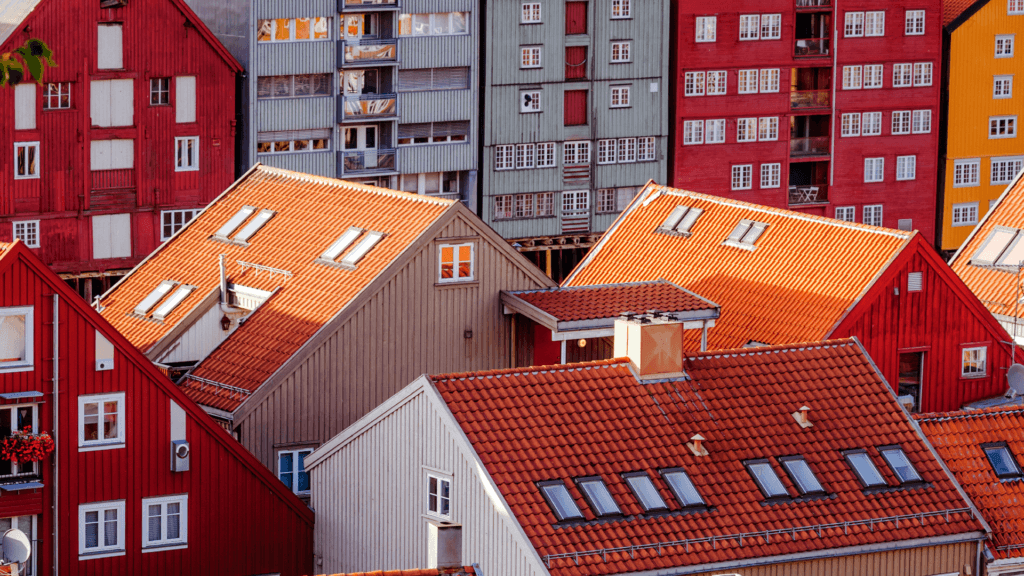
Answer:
[
  {"left": 795, "top": 37, "right": 830, "bottom": 57},
  {"left": 791, "top": 90, "right": 830, "bottom": 110},
  {"left": 339, "top": 0, "right": 398, "bottom": 11},
  {"left": 339, "top": 94, "right": 398, "bottom": 121},
  {"left": 789, "top": 184, "right": 829, "bottom": 205},
  {"left": 790, "top": 136, "right": 830, "bottom": 157},
  {"left": 340, "top": 148, "right": 396, "bottom": 175},
  {"left": 339, "top": 39, "right": 398, "bottom": 66}
]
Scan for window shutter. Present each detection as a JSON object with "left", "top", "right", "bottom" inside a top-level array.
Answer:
[
  {"left": 564, "top": 90, "right": 588, "bottom": 126},
  {"left": 97, "top": 24, "right": 123, "bottom": 70},
  {"left": 398, "top": 69, "right": 434, "bottom": 92},
  {"left": 565, "top": 47, "right": 587, "bottom": 80},
  {"left": 398, "top": 123, "right": 432, "bottom": 139},
  {"left": 14, "top": 84, "right": 35, "bottom": 130},
  {"left": 432, "top": 67, "right": 469, "bottom": 90},
  {"left": 92, "top": 213, "right": 132, "bottom": 259},
  {"left": 109, "top": 79, "right": 134, "bottom": 127},
  {"left": 907, "top": 272, "right": 923, "bottom": 292},
  {"left": 566, "top": 1, "right": 588, "bottom": 34},
  {"left": 90, "top": 80, "right": 112, "bottom": 127},
  {"left": 109, "top": 139, "right": 134, "bottom": 169},
  {"left": 176, "top": 76, "right": 196, "bottom": 123}
]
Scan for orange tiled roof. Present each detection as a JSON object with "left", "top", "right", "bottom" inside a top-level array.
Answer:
[
  {"left": 100, "top": 165, "right": 454, "bottom": 412},
  {"left": 431, "top": 339, "right": 982, "bottom": 576},
  {"left": 316, "top": 568, "right": 475, "bottom": 576},
  {"left": 564, "top": 183, "right": 912, "bottom": 350},
  {"left": 917, "top": 407, "right": 1024, "bottom": 559},
  {"left": 508, "top": 280, "right": 717, "bottom": 323},
  {"left": 949, "top": 175, "right": 1024, "bottom": 320},
  {"left": 944, "top": 0, "right": 983, "bottom": 26}
]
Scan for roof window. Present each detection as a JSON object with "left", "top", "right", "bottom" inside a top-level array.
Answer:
[
  {"left": 575, "top": 477, "right": 621, "bottom": 517},
  {"left": 878, "top": 446, "right": 922, "bottom": 484},
  {"left": 231, "top": 209, "right": 276, "bottom": 243},
  {"left": 779, "top": 456, "right": 825, "bottom": 495},
  {"left": 213, "top": 206, "right": 256, "bottom": 240},
  {"left": 317, "top": 229, "right": 386, "bottom": 269},
  {"left": 972, "top": 226, "right": 1024, "bottom": 268},
  {"left": 622, "top": 472, "right": 667, "bottom": 512},
  {"left": 151, "top": 284, "right": 195, "bottom": 321},
  {"left": 319, "top": 227, "right": 364, "bottom": 262},
  {"left": 844, "top": 449, "right": 887, "bottom": 488},
  {"left": 724, "top": 219, "right": 768, "bottom": 249},
  {"left": 660, "top": 468, "right": 704, "bottom": 507},
  {"left": 745, "top": 460, "right": 789, "bottom": 499},
  {"left": 340, "top": 231, "right": 385, "bottom": 267},
  {"left": 658, "top": 206, "right": 704, "bottom": 236},
  {"left": 538, "top": 481, "right": 583, "bottom": 521},
  {"left": 983, "top": 443, "right": 1022, "bottom": 479},
  {"left": 133, "top": 280, "right": 176, "bottom": 316}
]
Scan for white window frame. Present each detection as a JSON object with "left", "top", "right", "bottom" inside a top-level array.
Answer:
[
  {"left": 893, "top": 63, "right": 913, "bottom": 87},
  {"left": 79, "top": 500, "right": 126, "bottom": 559},
  {"left": 683, "top": 120, "right": 704, "bottom": 145},
  {"left": 995, "top": 75, "right": 1014, "bottom": 99},
  {"left": 996, "top": 35, "right": 1015, "bottom": 58},
  {"left": 598, "top": 139, "right": 617, "bottom": 164},
  {"left": 278, "top": 448, "right": 313, "bottom": 495},
  {"left": 438, "top": 243, "right": 475, "bottom": 283},
  {"left": 537, "top": 142, "right": 556, "bottom": 167},
  {"left": 845, "top": 12, "right": 864, "bottom": 37},
  {"left": 521, "top": 2, "right": 542, "bottom": 24},
  {"left": 962, "top": 346, "right": 988, "bottom": 377},
  {"left": 912, "top": 109, "right": 932, "bottom": 134},
  {"left": 13, "top": 220, "right": 40, "bottom": 249},
  {"left": 141, "top": 495, "right": 188, "bottom": 551},
  {"left": 738, "top": 69, "right": 759, "bottom": 94},
  {"left": 1011, "top": 0, "right": 1024, "bottom": 15},
  {"left": 954, "top": 158, "right": 981, "bottom": 187},
  {"left": 13, "top": 142, "right": 40, "bottom": 180},
  {"left": 952, "top": 202, "right": 980, "bottom": 227},
  {"left": 707, "top": 71, "right": 727, "bottom": 95},
  {"left": 896, "top": 155, "right": 916, "bottom": 181},
  {"left": 905, "top": 10, "right": 925, "bottom": 35},
  {"left": 611, "top": 0, "right": 631, "bottom": 19},
  {"left": 684, "top": 71, "right": 705, "bottom": 96},
  {"left": 520, "top": 90, "right": 541, "bottom": 113},
  {"left": 990, "top": 116, "right": 1018, "bottom": 139},
  {"left": 563, "top": 141, "right": 590, "bottom": 165},
  {"left": 863, "top": 111, "right": 883, "bottom": 135},
  {"left": 77, "top": 392, "right": 126, "bottom": 450},
  {"left": 0, "top": 306, "right": 33, "bottom": 373},
  {"left": 841, "top": 113, "right": 861, "bottom": 137},
  {"left": 836, "top": 206, "right": 856, "bottom": 222},
  {"left": 842, "top": 66, "right": 863, "bottom": 90},
  {"left": 43, "top": 82, "right": 71, "bottom": 110},
  {"left": 864, "top": 204, "right": 884, "bottom": 226},
  {"left": 864, "top": 157, "right": 885, "bottom": 183},
  {"left": 864, "top": 11, "right": 885, "bottom": 36},
  {"left": 761, "top": 14, "right": 782, "bottom": 39},
  {"left": 610, "top": 41, "right": 632, "bottom": 63},
  {"left": 637, "top": 137, "right": 656, "bottom": 161},
  {"left": 761, "top": 163, "right": 781, "bottom": 188},
  {"left": 515, "top": 143, "right": 535, "bottom": 169},
  {"left": 737, "top": 117, "right": 758, "bottom": 142},
  {"left": 610, "top": 85, "right": 631, "bottom": 108},
  {"left": 759, "top": 117, "right": 779, "bottom": 141},
  {"left": 495, "top": 145, "right": 514, "bottom": 170},
  {"left": 731, "top": 164, "right": 753, "bottom": 190},
  {"left": 425, "top": 470, "right": 453, "bottom": 519},
  {"left": 739, "top": 14, "right": 760, "bottom": 40},
  {"left": 520, "top": 46, "right": 542, "bottom": 69},
  {"left": 617, "top": 137, "right": 637, "bottom": 163},
  {"left": 174, "top": 137, "right": 199, "bottom": 172},
  {"left": 706, "top": 119, "right": 726, "bottom": 143},
  {"left": 913, "top": 62, "right": 932, "bottom": 86},
  {"left": 991, "top": 156, "right": 1024, "bottom": 184},
  {"left": 892, "top": 110, "right": 912, "bottom": 135},
  {"left": 760, "top": 68, "right": 780, "bottom": 92},
  {"left": 695, "top": 16, "right": 716, "bottom": 42},
  {"left": 864, "top": 64, "right": 884, "bottom": 88}
]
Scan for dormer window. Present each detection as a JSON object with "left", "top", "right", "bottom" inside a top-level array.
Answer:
[
  {"left": 133, "top": 281, "right": 176, "bottom": 316},
  {"left": 779, "top": 456, "right": 825, "bottom": 495},
  {"left": 724, "top": 219, "right": 768, "bottom": 249},
  {"left": 575, "top": 476, "right": 620, "bottom": 517},
  {"left": 744, "top": 459, "right": 789, "bottom": 499},
  {"left": 844, "top": 449, "right": 887, "bottom": 488},
  {"left": 878, "top": 445, "right": 922, "bottom": 484},
  {"left": 983, "top": 443, "right": 1022, "bottom": 479},
  {"left": 538, "top": 480, "right": 583, "bottom": 521},
  {"left": 622, "top": 472, "right": 667, "bottom": 512},
  {"left": 657, "top": 205, "right": 704, "bottom": 236},
  {"left": 660, "top": 468, "right": 704, "bottom": 507}
]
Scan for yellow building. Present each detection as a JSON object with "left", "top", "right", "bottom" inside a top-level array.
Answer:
[{"left": 940, "top": 0, "right": 1024, "bottom": 251}]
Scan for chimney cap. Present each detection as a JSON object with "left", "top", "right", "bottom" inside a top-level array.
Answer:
[
  {"left": 792, "top": 405, "right": 813, "bottom": 428},
  {"left": 690, "top": 433, "right": 705, "bottom": 441}
]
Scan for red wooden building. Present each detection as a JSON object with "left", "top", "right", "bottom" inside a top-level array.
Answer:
[
  {"left": 0, "top": 0, "right": 241, "bottom": 298},
  {"left": 0, "top": 239, "right": 313, "bottom": 575},
  {"left": 671, "top": 0, "right": 942, "bottom": 243}
]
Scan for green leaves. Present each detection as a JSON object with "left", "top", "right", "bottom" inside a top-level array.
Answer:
[{"left": 1, "top": 38, "right": 56, "bottom": 87}]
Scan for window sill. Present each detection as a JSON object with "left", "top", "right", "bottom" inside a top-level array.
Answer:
[
  {"left": 722, "top": 240, "right": 757, "bottom": 252},
  {"left": 79, "top": 441, "right": 126, "bottom": 453},
  {"left": 960, "top": 373, "right": 989, "bottom": 380},
  {"left": 435, "top": 281, "right": 479, "bottom": 288},
  {"left": 142, "top": 543, "right": 188, "bottom": 553},
  {"left": 79, "top": 549, "right": 126, "bottom": 561},
  {"left": 0, "top": 363, "right": 34, "bottom": 374}
]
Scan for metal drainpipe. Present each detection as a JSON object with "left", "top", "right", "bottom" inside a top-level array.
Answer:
[
  {"left": 828, "top": 5, "right": 838, "bottom": 190},
  {"left": 51, "top": 294, "right": 59, "bottom": 576}
]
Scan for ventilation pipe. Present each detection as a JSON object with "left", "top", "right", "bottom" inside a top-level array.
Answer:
[
  {"left": 687, "top": 434, "right": 708, "bottom": 457},
  {"left": 792, "top": 405, "right": 813, "bottom": 429}
]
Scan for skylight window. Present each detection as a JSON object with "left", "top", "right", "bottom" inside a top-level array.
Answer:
[
  {"left": 658, "top": 206, "right": 704, "bottom": 235},
  {"left": 340, "top": 231, "right": 385, "bottom": 267},
  {"left": 878, "top": 446, "right": 922, "bottom": 484},
  {"left": 133, "top": 280, "right": 176, "bottom": 316},
  {"left": 983, "top": 443, "right": 1022, "bottom": 479},
  {"left": 575, "top": 477, "right": 621, "bottom": 516},
  {"left": 745, "top": 460, "right": 789, "bottom": 499},
  {"left": 622, "top": 472, "right": 667, "bottom": 512},
  {"left": 661, "top": 468, "right": 704, "bottom": 507},
  {"left": 972, "top": 226, "right": 1024, "bottom": 268},
  {"left": 151, "top": 285, "right": 195, "bottom": 321},
  {"left": 231, "top": 209, "right": 276, "bottom": 243},
  {"left": 844, "top": 450, "right": 887, "bottom": 488},
  {"left": 319, "top": 227, "right": 364, "bottom": 262},
  {"left": 213, "top": 206, "right": 256, "bottom": 240},
  {"left": 725, "top": 219, "right": 769, "bottom": 248},
  {"left": 538, "top": 481, "right": 583, "bottom": 521},
  {"left": 780, "top": 456, "right": 825, "bottom": 495}
]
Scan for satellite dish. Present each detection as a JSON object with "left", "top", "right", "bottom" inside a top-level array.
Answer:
[
  {"left": 1007, "top": 364, "right": 1024, "bottom": 398},
  {"left": 1, "top": 529, "right": 30, "bottom": 565}
]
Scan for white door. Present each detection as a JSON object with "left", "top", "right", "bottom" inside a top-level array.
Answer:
[{"left": 92, "top": 213, "right": 132, "bottom": 259}]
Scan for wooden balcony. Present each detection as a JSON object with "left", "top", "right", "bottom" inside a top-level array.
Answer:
[
  {"left": 788, "top": 184, "right": 829, "bottom": 206},
  {"left": 340, "top": 39, "right": 398, "bottom": 66},
  {"left": 794, "top": 37, "right": 830, "bottom": 57},
  {"left": 340, "top": 149, "right": 396, "bottom": 175},
  {"left": 791, "top": 90, "right": 830, "bottom": 110},
  {"left": 340, "top": 94, "right": 398, "bottom": 121},
  {"left": 790, "top": 136, "right": 830, "bottom": 158}
]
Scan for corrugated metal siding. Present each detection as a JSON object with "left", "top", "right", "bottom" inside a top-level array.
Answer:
[
  {"left": 237, "top": 213, "right": 551, "bottom": 470},
  {"left": 396, "top": 89, "right": 475, "bottom": 124},
  {"left": 397, "top": 142, "right": 476, "bottom": 173},
  {"left": 310, "top": 389, "right": 549, "bottom": 576},
  {"left": 256, "top": 0, "right": 335, "bottom": 18},
  {"left": 256, "top": 41, "right": 335, "bottom": 76},
  {"left": 257, "top": 150, "right": 336, "bottom": 177},
  {"left": 257, "top": 97, "right": 336, "bottom": 132},
  {"left": 399, "top": 34, "right": 476, "bottom": 69}
]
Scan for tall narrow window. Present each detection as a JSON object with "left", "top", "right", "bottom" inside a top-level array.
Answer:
[
  {"left": 96, "top": 24, "right": 123, "bottom": 70},
  {"left": 864, "top": 11, "right": 885, "bottom": 36},
  {"left": 695, "top": 16, "right": 716, "bottom": 42},
  {"left": 174, "top": 137, "right": 199, "bottom": 172},
  {"left": 896, "top": 155, "right": 916, "bottom": 181},
  {"left": 761, "top": 14, "right": 781, "bottom": 39},
  {"left": 0, "top": 307, "right": 33, "bottom": 373},
  {"left": 913, "top": 62, "right": 932, "bottom": 86},
  {"left": 426, "top": 473, "right": 452, "bottom": 519},
  {"left": 278, "top": 449, "right": 312, "bottom": 495},
  {"left": 564, "top": 90, "right": 588, "bottom": 126},
  {"left": 844, "top": 12, "right": 864, "bottom": 37},
  {"left": 707, "top": 71, "right": 727, "bottom": 95},
  {"left": 761, "top": 163, "right": 781, "bottom": 188},
  {"left": 864, "top": 158, "right": 884, "bottom": 183},
  {"left": 739, "top": 14, "right": 760, "bottom": 40},
  {"left": 14, "top": 142, "right": 40, "bottom": 180},
  {"left": 842, "top": 66, "right": 862, "bottom": 90}
]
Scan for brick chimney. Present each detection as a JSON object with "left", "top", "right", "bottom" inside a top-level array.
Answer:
[
  {"left": 427, "top": 523, "right": 462, "bottom": 569},
  {"left": 614, "top": 312, "right": 685, "bottom": 380}
]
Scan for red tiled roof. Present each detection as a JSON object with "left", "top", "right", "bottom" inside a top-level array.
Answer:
[
  {"left": 564, "top": 184, "right": 912, "bottom": 349},
  {"left": 917, "top": 407, "right": 1024, "bottom": 559},
  {"left": 431, "top": 339, "right": 981, "bottom": 576},
  {"left": 100, "top": 165, "right": 454, "bottom": 412},
  {"left": 316, "top": 568, "right": 475, "bottom": 576},
  {"left": 950, "top": 175, "right": 1024, "bottom": 320},
  {"left": 508, "top": 281, "right": 717, "bottom": 323},
  {"left": 944, "top": 0, "right": 983, "bottom": 26}
]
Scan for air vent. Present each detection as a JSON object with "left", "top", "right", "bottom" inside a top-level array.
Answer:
[{"left": 907, "top": 272, "right": 923, "bottom": 292}]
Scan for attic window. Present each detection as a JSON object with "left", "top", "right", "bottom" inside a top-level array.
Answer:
[
  {"left": 724, "top": 219, "right": 768, "bottom": 249},
  {"left": 844, "top": 449, "right": 887, "bottom": 488},
  {"left": 538, "top": 481, "right": 583, "bottom": 521},
  {"left": 213, "top": 206, "right": 256, "bottom": 240},
  {"left": 660, "top": 468, "right": 704, "bottom": 507},
  {"left": 658, "top": 206, "right": 704, "bottom": 236},
  {"left": 972, "top": 226, "right": 1024, "bottom": 268},
  {"left": 151, "top": 285, "right": 195, "bottom": 321},
  {"left": 133, "top": 280, "right": 176, "bottom": 316},
  {"left": 779, "top": 456, "right": 825, "bottom": 495},
  {"left": 575, "top": 477, "right": 621, "bottom": 517},
  {"left": 744, "top": 460, "right": 789, "bottom": 499},
  {"left": 231, "top": 209, "right": 276, "bottom": 244},
  {"left": 878, "top": 446, "right": 922, "bottom": 484},
  {"left": 983, "top": 443, "right": 1022, "bottom": 479},
  {"left": 622, "top": 472, "right": 667, "bottom": 512}
]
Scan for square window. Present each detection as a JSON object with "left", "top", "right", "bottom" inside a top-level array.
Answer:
[
  {"left": 174, "top": 137, "right": 199, "bottom": 172},
  {"left": 892, "top": 110, "right": 911, "bottom": 134},
  {"left": 0, "top": 307, "right": 32, "bottom": 373},
  {"left": 739, "top": 14, "right": 760, "bottom": 40},
  {"left": 150, "top": 78, "right": 170, "bottom": 106},
  {"left": 684, "top": 71, "right": 705, "bottom": 96},
  {"left": 863, "top": 112, "right": 882, "bottom": 135},
  {"left": 520, "top": 46, "right": 542, "bottom": 68},
  {"left": 995, "top": 75, "right": 1014, "bottom": 99},
  {"left": 845, "top": 12, "right": 864, "bottom": 36},
  {"left": 842, "top": 66, "right": 862, "bottom": 90},
  {"left": 13, "top": 221, "right": 39, "bottom": 248},
  {"left": 878, "top": 445, "right": 922, "bottom": 483},
  {"left": 893, "top": 63, "right": 913, "bottom": 87},
  {"left": 537, "top": 142, "right": 556, "bottom": 167},
  {"left": 596, "top": 189, "right": 617, "bottom": 214},
  {"left": 439, "top": 243, "right": 474, "bottom": 282},
  {"left": 576, "top": 476, "right": 620, "bottom": 516},
  {"left": 864, "top": 158, "right": 884, "bottom": 182},
  {"left": 705, "top": 119, "right": 725, "bottom": 143},
  {"left": 14, "top": 142, "right": 40, "bottom": 180},
  {"left": 707, "top": 71, "right": 727, "bottom": 95},
  {"left": 841, "top": 113, "right": 861, "bottom": 137},
  {"left": 760, "top": 69, "right": 780, "bottom": 92},
  {"left": 952, "top": 202, "right": 979, "bottom": 226},
  {"left": 758, "top": 117, "right": 778, "bottom": 141},
  {"left": 996, "top": 35, "right": 1015, "bottom": 57},
  {"left": 896, "top": 155, "right": 916, "bottom": 181},
  {"left": 864, "top": 64, "right": 884, "bottom": 88},
  {"left": 962, "top": 346, "right": 987, "bottom": 377},
  {"left": 683, "top": 120, "right": 704, "bottom": 145},
  {"left": 617, "top": 137, "right": 636, "bottom": 163},
  {"left": 912, "top": 109, "right": 931, "bottom": 133},
  {"left": 905, "top": 10, "right": 925, "bottom": 35},
  {"left": 761, "top": 14, "right": 781, "bottom": 39},
  {"left": 844, "top": 450, "right": 887, "bottom": 487},
  {"left": 865, "top": 11, "right": 885, "bottom": 36},
  {"left": 990, "top": 116, "right": 1018, "bottom": 138},
  {"left": 695, "top": 16, "right": 716, "bottom": 42},
  {"left": 835, "top": 206, "right": 856, "bottom": 222},
  {"left": 731, "top": 164, "right": 753, "bottom": 190},
  {"left": 278, "top": 449, "right": 312, "bottom": 495},
  {"left": 43, "top": 82, "right": 72, "bottom": 110},
  {"left": 745, "top": 460, "right": 789, "bottom": 499},
  {"left": 426, "top": 472, "right": 452, "bottom": 518},
  {"left": 538, "top": 481, "right": 583, "bottom": 521},
  {"left": 610, "top": 85, "right": 631, "bottom": 107},
  {"left": 760, "top": 163, "right": 781, "bottom": 188},
  {"left": 913, "top": 62, "right": 932, "bottom": 86},
  {"left": 521, "top": 3, "right": 542, "bottom": 23},
  {"left": 79, "top": 501, "right": 125, "bottom": 558},
  {"left": 142, "top": 495, "right": 187, "bottom": 549},
  {"left": 610, "top": 41, "right": 631, "bottom": 63},
  {"left": 78, "top": 393, "right": 125, "bottom": 449},
  {"left": 863, "top": 204, "right": 884, "bottom": 226},
  {"left": 520, "top": 90, "right": 541, "bottom": 113},
  {"left": 611, "top": 0, "right": 631, "bottom": 19},
  {"left": 738, "top": 69, "right": 759, "bottom": 94}
]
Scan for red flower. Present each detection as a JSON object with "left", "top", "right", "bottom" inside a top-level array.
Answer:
[{"left": 0, "top": 427, "right": 54, "bottom": 465}]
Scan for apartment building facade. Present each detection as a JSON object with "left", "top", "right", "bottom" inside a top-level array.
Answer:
[
  {"left": 481, "top": 0, "right": 671, "bottom": 278},
  {"left": 937, "top": 0, "right": 1024, "bottom": 252},
  {"left": 672, "top": 0, "right": 942, "bottom": 243},
  {"left": 0, "top": 0, "right": 241, "bottom": 299},
  {"left": 184, "top": 0, "right": 479, "bottom": 208}
]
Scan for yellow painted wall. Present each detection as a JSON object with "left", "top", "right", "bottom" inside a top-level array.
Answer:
[{"left": 941, "top": 0, "right": 1024, "bottom": 250}]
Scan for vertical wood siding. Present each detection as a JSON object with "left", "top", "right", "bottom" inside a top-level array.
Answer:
[
  {"left": 153, "top": 299, "right": 228, "bottom": 365},
  {"left": 238, "top": 213, "right": 550, "bottom": 469},
  {"left": 0, "top": 0, "right": 238, "bottom": 275}
]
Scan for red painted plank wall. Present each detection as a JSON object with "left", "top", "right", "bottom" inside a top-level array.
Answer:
[
  {"left": 0, "top": 0, "right": 239, "bottom": 276},
  {"left": 0, "top": 243, "right": 313, "bottom": 576},
  {"left": 672, "top": 0, "right": 942, "bottom": 243},
  {"left": 832, "top": 236, "right": 1012, "bottom": 412}
]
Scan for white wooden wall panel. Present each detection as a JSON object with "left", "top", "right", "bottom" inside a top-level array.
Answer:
[
  {"left": 90, "top": 140, "right": 134, "bottom": 170},
  {"left": 176, "top": 76, "right": 196, "bottom": 123},
  {"left": 154, "top": 302, "right": 230, "bottom": 364},
  {"left": 96, "top": 24, "right": 123, "bottom": 69},
  {"left": 92, "top": 213, "right": 131, "bottom": 259},
  {"left": 14, "top": 84, "right": 35, "bottom": 130},
  {"left": 90, "top": 81, "right": 111, "bottom": 127},
  {"left": 90, "top": 79, "right": 133, "bottom": 127}
]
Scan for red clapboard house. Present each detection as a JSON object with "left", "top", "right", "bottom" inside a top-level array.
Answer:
[
  {"left": 0, "top": 0, "right": 241, "bottom": 298},
  {"left": 0, "top": 239, "right": 312, "bottom": 576}
]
